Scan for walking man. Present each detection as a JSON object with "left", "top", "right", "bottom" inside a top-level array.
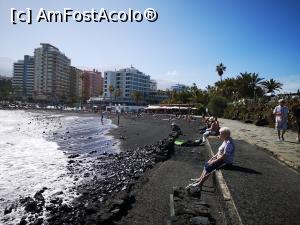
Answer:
[{"left": 273, "top": 99, "right": 289, "bottom": 141}]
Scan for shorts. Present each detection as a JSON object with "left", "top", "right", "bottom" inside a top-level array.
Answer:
[
  {"left": 276, "top": 121, "right": 287, "bottom": 130},
  {"left": 204, "top": 161, "right": 226, "bottom": 173}
]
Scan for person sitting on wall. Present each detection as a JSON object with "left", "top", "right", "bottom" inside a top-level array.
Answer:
[
  {"left": 199, "top": 116, "right": 213, "bottom": 133},
  {"left": 202, "top": 117, "right": 220, "bottom": 142},
  {"left": 186, "top": 127, "right": 235, "bottom": 189}
]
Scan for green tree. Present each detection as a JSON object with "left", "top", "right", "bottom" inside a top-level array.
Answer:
[
  {"left": 114, "top": 88, "right": 122, "bottom": 101},
  {"left": 132, "top": 91, "right": 142, "bottom": 105},
  {"left": 108, "top": 85, "right": 114, "bottom": 102},
  {"left": 0, "top": 79, "right": 12, "bottom": 101},
  {"left": 207, "top": 96, "right": 228, "bottom": 116},
  {"left": 216, "top": 63, "right": 226, "bottom": 82},
  {"left": 261, "top": 78, "right": 283, "bottom": 93},
  {"left": 237, "top": 72, "right": 264, "bottom": 98}
]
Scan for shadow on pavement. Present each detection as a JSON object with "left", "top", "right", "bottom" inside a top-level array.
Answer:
[
  {"left": 284, "top": 141, "right": 300, "bottom": 144},
  {"left": 220, "top": 164, "right": 262, "bottom": 175}
]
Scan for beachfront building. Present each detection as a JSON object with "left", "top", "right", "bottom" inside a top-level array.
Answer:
[
  {"left": 171, "top": 83, "right": 187, "bottom": 92},
  {"left": 82, "top": 69, "right": 103, "bottom": 100},
  {"left": 33, "top": 43, "right": 71, "bottom": 103},
  {"left": 70, "top": 66, "right": 83, "bottom": 100},
  {"left": 150, "top": 79, "right": 157, "bottom": 92},
  {"left": 103, "top": 66, "right": 150, "bottom": 104},
  {"left": 12, "top": 55, "right": 34, "bottom": 99}
]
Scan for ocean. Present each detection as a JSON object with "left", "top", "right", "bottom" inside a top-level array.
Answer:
[{"left": 0, "top": 110, "right": 118, "bottom": 224}]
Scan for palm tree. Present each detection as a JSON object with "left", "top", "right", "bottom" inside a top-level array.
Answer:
[
  {"left": 216, "top": 63, "right": 226, "bottom": 82},
  {"left": 261, "top": 78, "right": 283, "bottom": 93},
  {"left": 237, "top": 72, "right": 264, "bottom": 98},
  {"left": 108, "top": 85, "right": 114, "bottom": 103},
  {"left": 114, "top": 88, "right": 122, "bottom": 101},
  {"left": 131, "top": 91, "right": 142, "bottom": 105}
]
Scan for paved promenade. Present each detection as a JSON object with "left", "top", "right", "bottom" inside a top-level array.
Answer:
[
  {"left": 209, "top": 138, "right": 300, "bottom": 225},
  {"left": 219, "top": 118, "right": 300, "bottom": 170}
]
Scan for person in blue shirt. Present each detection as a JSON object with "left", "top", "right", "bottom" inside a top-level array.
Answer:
[{"left": 186, "top": 127, "right": 235, "bottom": 189}]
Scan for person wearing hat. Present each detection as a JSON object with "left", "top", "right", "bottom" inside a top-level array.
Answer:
[{"left": 273, "top": 99, "right": 289, "bottom": 141}]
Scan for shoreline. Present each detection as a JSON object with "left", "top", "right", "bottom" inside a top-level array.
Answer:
[{"left": 2, "top": 111, "right": 181, "bottom": 225}]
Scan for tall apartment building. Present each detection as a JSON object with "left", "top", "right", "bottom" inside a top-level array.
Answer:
[
  {"left": 12, "top": 55, "right": 34, "bottom": 98},
  {"left": 33, "top": 43, "right": 71, "bottom": 102},
  {"left": 103, "top": 66, "right": 150, "bottom": 103},
  {"left": 82, "top": 69, "right": 103, "bottom": 100},
  {"left": 70, "top": 66, "right": 83, "bottom": 99}
]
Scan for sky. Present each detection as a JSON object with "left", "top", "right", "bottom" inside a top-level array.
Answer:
[{"left": 0, "top": 0, "right": 300, "bottom": 92}]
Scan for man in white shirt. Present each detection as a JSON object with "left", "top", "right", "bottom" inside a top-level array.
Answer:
[
  {"left": 273, "top": 99, "right": 289, "bottom": 141},
  {"left": 186, "top": 127, "right": 235, "bottom": 189}
]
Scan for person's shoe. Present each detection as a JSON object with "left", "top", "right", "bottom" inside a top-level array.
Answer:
[
  {"left": 277, "top": 138, "right": 281, "bottom": 142},
  {"left": 281, "top": 137, "right": 285, "bottom": 141}
]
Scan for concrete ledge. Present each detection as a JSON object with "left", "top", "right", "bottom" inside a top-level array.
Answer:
[{"left": 206, "top": 139, "right": 244, "bottom": 225}]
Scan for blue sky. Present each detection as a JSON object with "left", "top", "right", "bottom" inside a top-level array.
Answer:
[{"left": 1, "top": 0, "right": 300, "bottom": 92}]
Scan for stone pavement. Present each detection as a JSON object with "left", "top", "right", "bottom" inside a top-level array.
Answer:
[
  {"left": 209, "top": 138, "right": 300, "bottom": 225},
  {"left": 218, "top": 118, "right": 300, "bottom": 170}
]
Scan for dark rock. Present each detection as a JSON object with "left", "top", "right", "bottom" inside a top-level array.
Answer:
[
  {"left": 89, "top": 150, "right": 97, "bottom": 154},
  {"left": 85, "top": 203, "right": 97, "bottom": 215},
  {"left": 190, "top": 216, "right": 210, "bottom": 225},
  {"left": 50, "top": 197, "right": 63, "bottom": 205},
  {"left": 68, "top": 154, "right": 80, "bottom": 158},
  {"left": 32, "top": 217, "right": 43, "bottom": 225},
  {"left": 24, "top": 198, "right": 37, "bottom": 213},
  {"left": 45, "top": 203, "right": 55, "bottom": 211},
  {"left": 187, "top": 187, "right": 202, "bottom": 198},
  {"left": 19, "top": 218, "right": 28, "bottom": 225},
  {"left": 34, "top": 191, "right": 45, "bottom": 204},
  {"left": 68, "top": 160, "right": 75, "bottom": 164},
  {"left": 4, "top": 204, "right": 15, "bottom": 215}
]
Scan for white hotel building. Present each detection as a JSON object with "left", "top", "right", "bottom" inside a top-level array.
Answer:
[{"left": 103, "top": 66, "right": 151, "bottom": 103}]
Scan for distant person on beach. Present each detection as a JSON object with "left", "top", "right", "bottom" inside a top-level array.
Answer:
[
  {"left": 292, "top": 104, "right": 300, "bottom": 142},
  {"left": 117, "top": 112, "right": 120, "bottom": 126},
  {"left": 273, "top": 99, "right": 289, "bottom": 141},
  {"left": 202, "top": 117, "right": 220, "bottom": 142},
  {"left": 100, "top": 112, "right": 104, "bottom": 124},
  {"left": 186, "top": 127, "right": 234, "bottom": 189},
  {"left": 171, "top": 122, "right": 182, "bottom": 134}
]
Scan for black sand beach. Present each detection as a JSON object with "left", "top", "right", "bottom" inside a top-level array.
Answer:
[
  {"left": 5, "top": 112, "right": 228, "bottom": 225},
  {"left": 109, "top": 114, "right": 227, "bottom": 225}
]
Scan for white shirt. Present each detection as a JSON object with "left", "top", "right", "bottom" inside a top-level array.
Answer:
[
  {"left": 217, "top": 138, "right": 235, "bottom": 164},
  {"left": 273, "top": 105, "right": 288, "bottom": 123}
]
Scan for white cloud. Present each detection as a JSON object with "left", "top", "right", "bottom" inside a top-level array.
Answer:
[
  {"left": 280, "top": 75, "right": 300, "bottom": 93},
  {"left": 166, "top": 70, "right": 178, "bottom": 77}
]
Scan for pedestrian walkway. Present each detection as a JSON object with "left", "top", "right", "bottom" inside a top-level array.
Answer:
[
  {"left": 219, "top": 118, "right": 300, "bottom": 169},
  {"left": 209, "top": 138, "right": 300, "bottom": 225}
]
